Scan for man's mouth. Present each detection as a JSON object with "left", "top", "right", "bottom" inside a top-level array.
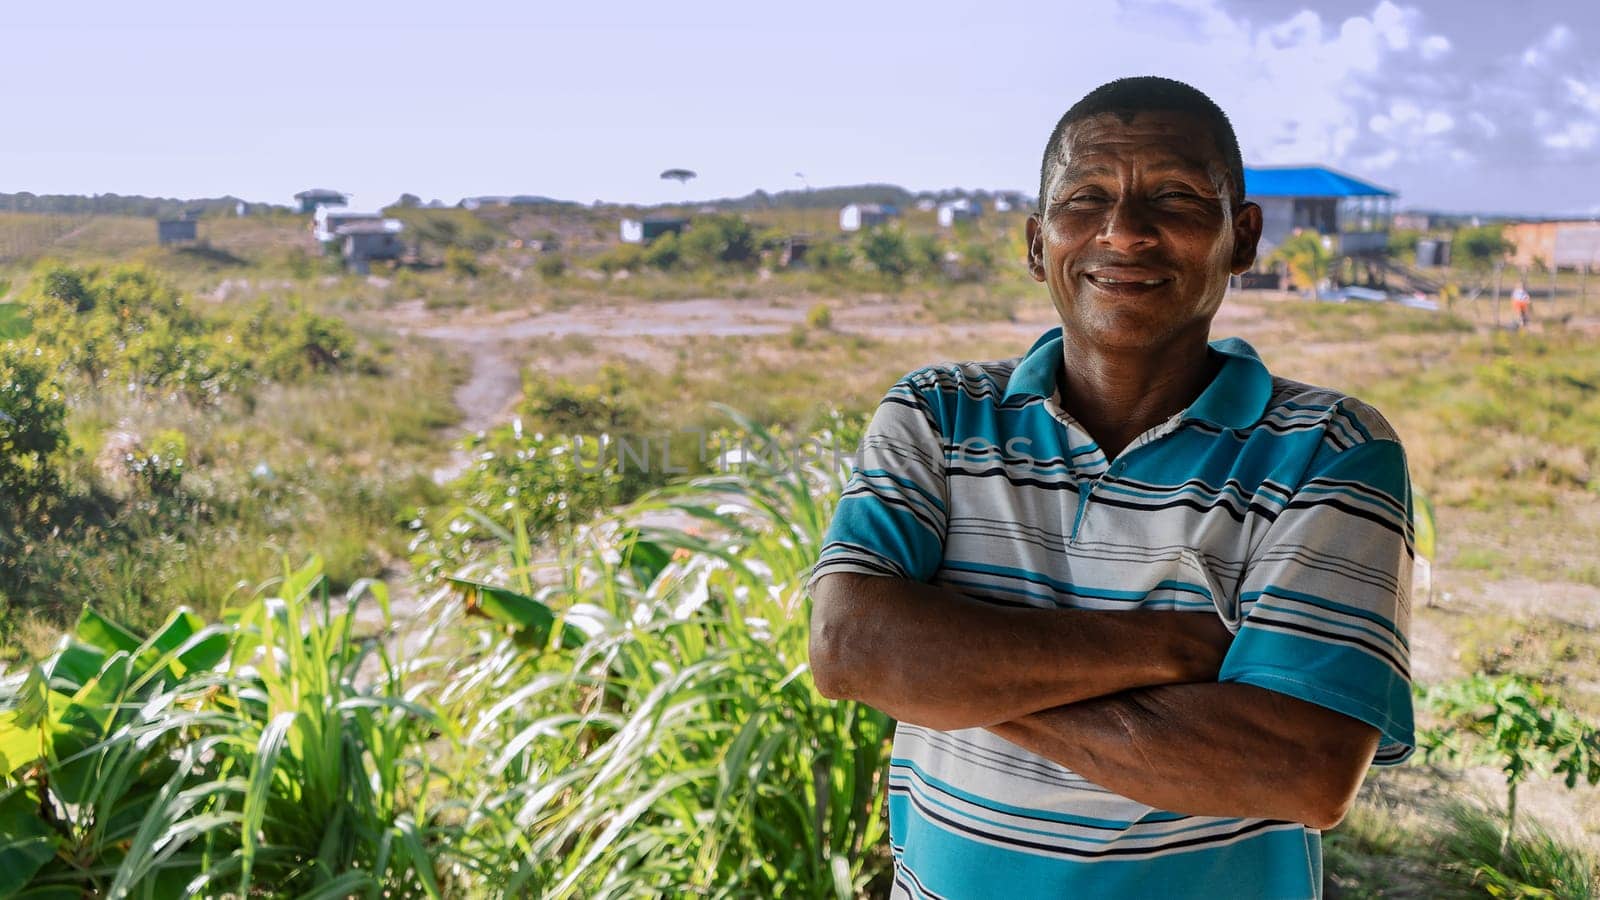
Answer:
[{"left": 1085, "top": 274, "right": 1168, "bottom": 286}]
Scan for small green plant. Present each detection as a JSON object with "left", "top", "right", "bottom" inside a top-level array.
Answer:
[
  {"left": 1420, "top": 674, "right": 1600, "bottom": 859},
  {"left": 806, "top": 302, "right": 833, "bottom": 331}
]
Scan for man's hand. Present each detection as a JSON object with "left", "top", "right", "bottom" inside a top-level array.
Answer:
[
  {"left": 988, "top": 683, "right": 1381, "bottom": 829},
  {"left": 808, "top": 572, "right": 1235, "bottom": 731}
]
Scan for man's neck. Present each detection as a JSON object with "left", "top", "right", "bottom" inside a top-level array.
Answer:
[{"left": 1055, "top": 329, "right": 1222, "bottom": 461}]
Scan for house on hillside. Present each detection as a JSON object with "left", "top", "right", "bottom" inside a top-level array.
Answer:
[
  {"left": 156, "top": 218, "right": 198, "bottom": 246},
  {"left": 937, "top": 198, "right": 982, "bottom": 228},
  {"left": 336, "top": 219, "right": 406, "bottom": 274},
  {"left": 313, "top": 208, "right": 384, "bottom": 243},
  {"left": 619, "top": 216, "right": 688, "bottom": 244},
  {"left": 295, "top": 189, "right": 349, "bottom": 214},
  {"left": 839, "top": 203, "right": 898, "bottom": 232},
  {"left": 1245, "top": 166, "right": 1395, "bottom": 259},
  {"left": 1504, "top": 220, "right": 1600, "bottom": 272}
]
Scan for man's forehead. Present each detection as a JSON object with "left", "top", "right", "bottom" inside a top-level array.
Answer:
[{"left": 1049, "top": 111, "right": 1226, "bottom": 178}]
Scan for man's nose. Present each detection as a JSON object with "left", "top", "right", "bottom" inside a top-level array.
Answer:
[{"left": 1096, "top": 196, "right": 1159, "bottom": 253}]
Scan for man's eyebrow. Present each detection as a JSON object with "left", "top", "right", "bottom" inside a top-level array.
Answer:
[{"left": 1053, "top": 157, "right": 1225, "bottom": 191}]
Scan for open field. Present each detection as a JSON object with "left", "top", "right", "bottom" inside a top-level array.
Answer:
[{"left": 3, "top": 207, "right": 1599, "bottom": 894}]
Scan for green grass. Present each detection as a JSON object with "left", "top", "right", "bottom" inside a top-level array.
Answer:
[
  {"left": 2, "top": 418, "right": 894, "bottom": 897},
  {"left": 1439, "top": 801, "right": 1598, "bottom": 898}
]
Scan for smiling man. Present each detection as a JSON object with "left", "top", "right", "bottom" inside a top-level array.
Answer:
[{"left": 807, "top": 77, "right": 1414, "bottom": 899}]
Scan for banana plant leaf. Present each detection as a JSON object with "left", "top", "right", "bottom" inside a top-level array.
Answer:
[{"left": 446, "top": 576, "right": 586, "bottom": 650}]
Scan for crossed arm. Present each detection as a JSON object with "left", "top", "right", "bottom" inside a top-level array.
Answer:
[{"left": 808, "top": 572, "right": 1380, "bottom": 830}]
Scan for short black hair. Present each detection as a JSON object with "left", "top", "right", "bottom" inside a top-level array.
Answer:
[{"left": 1037, "top": 76, "right": 1245, "bottom": 212}]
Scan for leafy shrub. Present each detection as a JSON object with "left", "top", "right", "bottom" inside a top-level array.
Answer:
[
  {"left": 1420, "top": 674, "right": 1600, "bottom": 858},
  {"left": 444, "top": 245, "right": 481, "bottom": 279},
  {"left": 858, "top": 227, "right": 912, "bottom": 279},
  {"left": 908, "top": 232, "right": 944, "bottom": 276},
  {"left": 0, "top": 345, "right": 70, "bottom": 609},
  {"left": 680, "top": 214, "right": 757, "bottom": 267},
  {"left": 593, "top": 243, "right": 645, "bottom": 275},
  {"left": 534, "top": 253, "right": 567, "bottom": 280},
  {"left": 13, "top": 264, "right": 364, "bottom": 404},
  {"left": 643, "top": 231, "right": 682, "bottom": 270},
  {"left": 809, "top": 240, "right": 855, "bottom": 272},
  {"left": 806, "top": 302, "right": 833, "bottom": 330},
  {"left": 123, "top": 428, "right": 187, "bottom": 498}
]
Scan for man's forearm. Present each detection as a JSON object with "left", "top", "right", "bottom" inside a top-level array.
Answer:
[
  {"left": 809, "top": 573, "right": 1231, "bottom": 731},
  {"left": 986, "top": 683, "right": 1380, "bottom": 829}
]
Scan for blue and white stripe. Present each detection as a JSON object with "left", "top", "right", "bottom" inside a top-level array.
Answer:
[{"left": 809, "top": 328, "right": 1414, "bottom": 899}]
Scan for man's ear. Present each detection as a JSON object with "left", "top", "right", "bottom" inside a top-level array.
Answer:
[
  {"left": 1025, "top": 214, "right": 1047, "bottom": 283},
  {"left": 1230, "top": 201, "right": 1264, "bottom": 274}
]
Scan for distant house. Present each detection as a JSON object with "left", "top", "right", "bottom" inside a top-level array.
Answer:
[
  {"left": 314, "top": 208, "right": 382, "bottom": 243},
  {"left": 839, "top": 203, "right": 898, "bottom": 232},
  {"left": 1503, "top": 220, "right": 1600, "bottom": 272},
  {"left": 937, "top": 198, "right": 981, "bottom": 228},
  {"left": 336, "top": 219, "right": 406, "bottom": 273},
  {"left": 156, "top": 218, "right": 198, "bottom": 246},
  {"left": 1245, "top": 166, "right": 1394, "bottom": 259},
  {"left": 294, "top": 189, "right": 349, "bottom": 215},
  {"left": 619, "top": 216, "right": 688, "bottom": 244}
]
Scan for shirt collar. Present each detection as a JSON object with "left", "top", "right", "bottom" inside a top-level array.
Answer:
[{"left": 1001, "top": 327, "right": 1273, "bottom": 430}]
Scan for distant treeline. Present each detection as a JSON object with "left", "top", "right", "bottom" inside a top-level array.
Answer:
[
  {"left": 713, "top": 183, "right": 1034, "bottom": 211},
  {"left": 0, "top": 192, "right": 289, "bottom": 218}
]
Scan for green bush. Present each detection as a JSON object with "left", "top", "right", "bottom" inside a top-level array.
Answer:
[
  {"left": 806, "top": 302, "right": 833, "bottom": 330},
  {"left": 534, "top": 253, "right": 567, "bottom": 280},
  {"left": 680, "top": 214, "right": 757, "bottom": 268},
  {"left": 809, "top": 240, "right": 855, "bottom": 272},
  {"left": 858, "top": 227, "right": 912, "bottom": 279},
  {"left": 643, "top": 231, "right": 682, "bottom": 270},
  {"left": 12, "top": 263, "right": 364, "bottom": 404},
  {"left": 0, "top": 345, "right": 70, "bottom": 609},
  {"left": 593, "top": 243, "right": 645, "bottom": 275},
  {"left": 444, "top": 245, "right": 481, "bottom": 279}
]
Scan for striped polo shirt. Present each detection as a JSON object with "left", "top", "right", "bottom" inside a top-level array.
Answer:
[{"left": 808, "top": 327, "right": 1414, "bottom": 900}]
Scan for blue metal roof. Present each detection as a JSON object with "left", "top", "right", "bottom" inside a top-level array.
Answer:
[{"left": 1243, "top": 166, "right": 1395, "bottom": 198}]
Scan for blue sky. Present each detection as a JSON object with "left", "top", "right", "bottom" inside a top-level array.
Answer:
[{"left": 3, "top": 0, "right": 1598, "bottom": 215}]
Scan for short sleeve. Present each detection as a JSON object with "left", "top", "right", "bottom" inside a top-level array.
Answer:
[
  {"left": 1218, "top": 437, "right": 1416, "bottom": 765},
  {"left": 806, "top": 373, "right": 950, "bottom": 592}
]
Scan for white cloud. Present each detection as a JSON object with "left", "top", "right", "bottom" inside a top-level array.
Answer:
[
  {"left": 1058, "top": 0, "right": 1600, "bottom": 210},
  {"left": 1567, "top": 77, "right": 1600, "bottom": 115},
  {"left": 1522, "top": 23, "right": 1573, "bottom": 67},
  {"left": 1545, "top": 121, "right": 1598, "bottom": 152},
  {"left": 1419, "top": 35, "right": 1450, "bottom": 61}
]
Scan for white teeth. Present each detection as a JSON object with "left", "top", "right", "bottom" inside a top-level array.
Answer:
[{"left": 1088, "top": 274, "right": 1164, "bottom": 285}]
